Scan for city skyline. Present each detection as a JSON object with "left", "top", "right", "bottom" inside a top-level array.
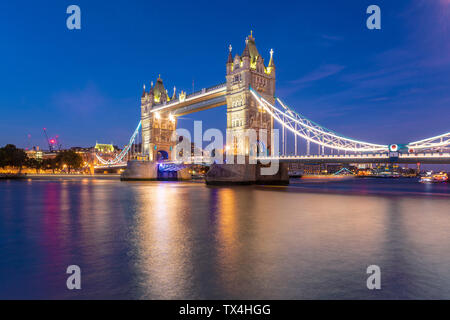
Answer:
[{"left": 0, "top": 0, "right": 449, "bottom": 151}]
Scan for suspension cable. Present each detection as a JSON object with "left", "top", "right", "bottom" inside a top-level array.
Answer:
[
  {"left": 250, "top": 88, "right": 388, "bottom": 152},
  {"left": 95, "top": 121, "right": 142, "bottom": 165}
]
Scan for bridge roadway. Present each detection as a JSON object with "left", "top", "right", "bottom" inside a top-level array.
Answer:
[
  {"left": 158, "top": 153, "right": 450, "bottom": 165},
  {"left": 94, "top": 152, "right": 450, "bottom": 170},
  {"left": 151, "top": 83, "right": 226, "bottom": 116},
  {"left": 258, "top": 152, "right": 450, "bottom": 164}
]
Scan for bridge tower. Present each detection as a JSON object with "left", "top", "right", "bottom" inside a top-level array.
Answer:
[
  {"left": 141, "top": 76, "right": 177, "bottom": 161},
  {"left": 226, "top": 31, "right": 276, "bottom": 156}
]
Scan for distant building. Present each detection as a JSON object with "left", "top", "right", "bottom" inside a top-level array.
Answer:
[
  {"left": 94, "top": 143, "right": 115, "bottom": 153},
  {"left": 288, "top": 162, "right": 357, "bottom": 175},
  {"left": 26, "top": 146, "right": 44, "bottom": 160}
]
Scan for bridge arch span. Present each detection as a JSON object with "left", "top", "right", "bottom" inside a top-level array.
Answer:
[{"left": 156, "top": 150, "right": 169, "bottom": 161}]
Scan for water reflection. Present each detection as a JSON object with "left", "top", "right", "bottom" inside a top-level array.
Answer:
[
  {"left": 131, "top": 183, "right": 195, "bottom": 299},
  {"left": 215, "top": 188, "right": 239, "bottom": 295},
  {"left": 0, "top": 179, "right": 449, "bottom": 299}
]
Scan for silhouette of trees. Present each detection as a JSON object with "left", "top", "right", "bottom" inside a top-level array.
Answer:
[
  {"left": 42, "top": 158, "right": 57, "bottom": 173},
  {"left": 25, "top": 157, "right": 42, "bottom": 173},
  {"left": 0, "top": 144, "right": 27, "bottom": 172},
  {"left": 55, "top": 150, "right": 83, "bottom": 173},
  {"left": 0, "top": 146, "right": 84, "bottom": 174}
]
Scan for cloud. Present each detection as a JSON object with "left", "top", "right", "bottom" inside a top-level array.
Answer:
[
  {"left": 291, "top": 64, "right": 345, "bottom": 85},
  {"left": 316, "top": 34, "right": 344, "bottom": 47},
  {"left": 369, "top": 97, "right": 390, "bottom": 102},
  {"left": 47, "top": 85, "right": 140, "bottom": 148},
  {"left": 403, "top": 0, "right": 450, "bottom": 64},
  {"left": 52, "top": 84, "right": 108, "bottom": 115},
  {"left": 275, "top": 1, "right": 450, "bottom": 145},
  {"left": 277, "top": 64, "right": 345, "bottom": 97},
  {"left": 320, "top": 34, "right": 343, "bottom": 42}
]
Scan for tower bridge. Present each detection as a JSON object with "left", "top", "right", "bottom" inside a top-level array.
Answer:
[
  {"left": 95, "top": 32, "right": 450, "bottom": 183},
  {"left": 138, "top": 32, "right": 276, "bottom": 164}
]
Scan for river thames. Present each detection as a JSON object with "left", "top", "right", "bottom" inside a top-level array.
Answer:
[{"left": 1, "top": 177, "right": 449, "bottom": 299}]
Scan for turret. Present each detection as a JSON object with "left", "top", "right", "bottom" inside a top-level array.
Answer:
[
  {"left": 267, "top": 48, "right": 275, "bottom": 74},
  {"left": 225, "top": 31, "right": 276, "bottom": 156},
  {"left": 140, "top": 76, "right": 178, "bottom": 161},
  {"left": 241, "top": 37, "right": 251, "bottom": 69},
  {"left": 233, "top": 53, "right": 241, "bottom": 71},
  {"left": 152, "top": 75, "right": 169, "bottom": 104},
  {"left": 172, "top": 86, "right": 177, "bottom": 100},
  {"left": 148, "top": 82, "right": 154, "bottom": 104},
  {"left": 226, "top": 44, "right": 233, "bottom": 74}
]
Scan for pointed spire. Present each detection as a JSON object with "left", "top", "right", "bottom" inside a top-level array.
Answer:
[
  {"left": 249, "top": 30, "right": 254, "bottom": 40},
  {"left": 268, "top": 48, "right": 275, "bottom": 67},
  {"left": 172, "top": 86, "right": 177, "bottom": 100},
  {"left": 242, "top": 38, "right": 250, "bottom": 58},
  {"left": 142, "top": 84, "right": 146, "bottom": 97},
  {"left": 149, "top": 81, "right": 154, "bottom": 94},
  {"left": 227, "top": 44, "right": 233, "bottom": 63}
]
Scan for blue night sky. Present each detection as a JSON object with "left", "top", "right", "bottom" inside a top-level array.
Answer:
[{"left": 0, "top": 0, "right": 449, "bottom": 150}]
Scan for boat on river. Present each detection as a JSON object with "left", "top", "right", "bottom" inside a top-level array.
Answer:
[{"left": 420, "top": 172, "right": 448, "bottom": 183}]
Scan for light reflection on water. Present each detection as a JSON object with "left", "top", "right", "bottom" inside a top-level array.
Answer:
[{"left": 0, "top": 178, "right": 449, "bottom": 299}]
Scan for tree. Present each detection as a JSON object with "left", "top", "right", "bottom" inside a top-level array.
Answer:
[
  {"left": 42, "top": 158, "right": 57, "bottom": 173},
  {"left": 0, "top": 147, "right": 5, "bottom": 168},
  {"left": 56, "top": 150, "right": 83, "bottom": 173},
  {"left": 26, "top": 157, "right": 43, "bottom": 173},
  {"left": 0, "top": 144, "right": 27, "bottom": 172}
]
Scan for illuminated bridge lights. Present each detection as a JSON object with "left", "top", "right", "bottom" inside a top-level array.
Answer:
[
  {"left": 149, "top": 83, "right": 227, "bottom": 115},
  {"left": 250, "top": 87, "right": 450, "bottom": 155},
  {"left": 407, "top": 132, "right": 450, "bottom": 150},
  {"left": 257, "top": 152, "right": 450, "bottom": 164},
  {"left": 250, "top": 88, "right": 389, "bottom": 153},
  {"left": 158, "top": 163, "right": 187, "bottom": 172},
  {"left": 97, "top": 87, "right": 449, "bottom": 165},
  {"left": 95, "top": 121, "right": 142, "bottom": 166}
]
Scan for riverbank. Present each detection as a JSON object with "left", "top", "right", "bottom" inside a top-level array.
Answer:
[
  {"left": 21, "top": 174, "right": 120, "bottom": 180},
  {"left": 0, "top": 173, "right": 27, "bottom": 180},
  {"left": 300, "top": 174, "right": 355, "bottom": 180}
]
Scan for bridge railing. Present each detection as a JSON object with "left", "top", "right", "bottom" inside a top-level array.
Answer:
[
  {"left": 257, "top": 152, "right": 450, "bottom": 160},
  {"left": 185, "top": 82, "right": 226, "bottom": 99},
  {"left": 150, "top": 83, "right": 226, "bottom": 111},
  {"left": 258, "top": 153, "right": 390, "bottom": 158}
]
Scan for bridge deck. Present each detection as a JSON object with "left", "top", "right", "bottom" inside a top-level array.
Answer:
[
  {"left": 258, "top": 153, "right": 450, "bottom": 164},
  {"left": 150, "top": 83, "right": 227, "bottom": 116}
]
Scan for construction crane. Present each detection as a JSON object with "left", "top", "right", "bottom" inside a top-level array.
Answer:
[
  {"left": 42, "top": 128, "right": 59, "bottom": 151},
  {"left": 43, "top": 128, "right": 52, "bottom": 151},
  {"left": 55, "top": 135, "right": 62, "bottom": 150}
]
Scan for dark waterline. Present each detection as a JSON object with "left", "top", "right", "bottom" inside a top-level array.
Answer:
[{"left": 0, "top": 178, "right": 449, "bottom": 299}]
